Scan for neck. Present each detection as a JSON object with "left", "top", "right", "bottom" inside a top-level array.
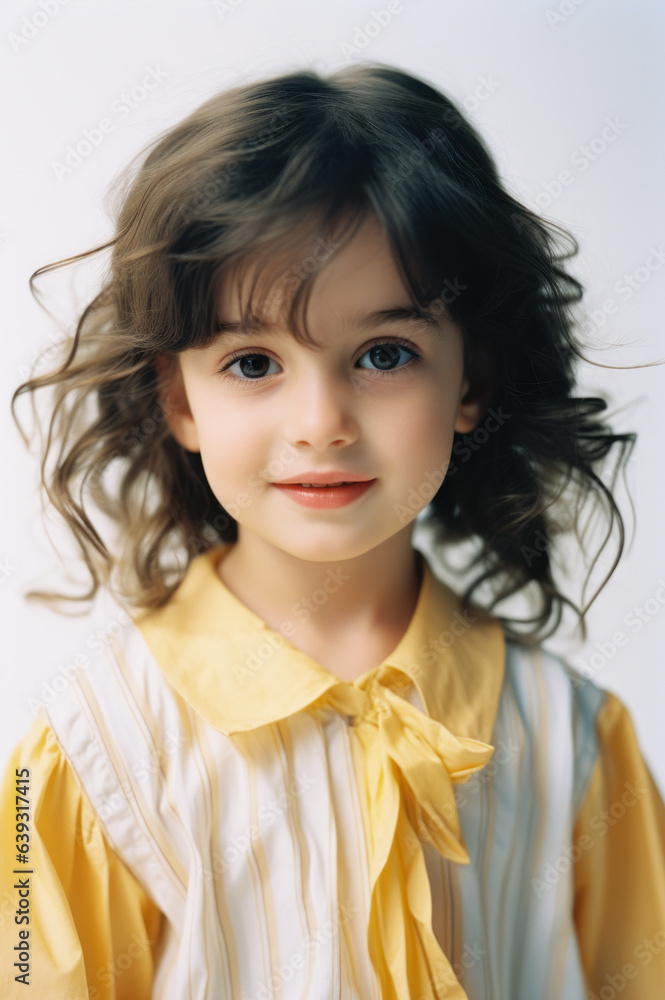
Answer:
[{"left": 217, "top": 531, "right": 424, "bottom": 644}]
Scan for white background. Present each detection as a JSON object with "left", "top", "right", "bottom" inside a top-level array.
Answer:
[{"left": 2, "top": 0, "right": 664, "bottom": 794}]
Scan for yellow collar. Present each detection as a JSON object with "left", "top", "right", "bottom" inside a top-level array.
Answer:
[{"left": 131, "top": 541, "right": 505, "bottom": 744}]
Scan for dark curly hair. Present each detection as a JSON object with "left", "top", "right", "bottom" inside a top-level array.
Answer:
[{"left": 11, "top": 61, "right": 649, "bottom": 644}]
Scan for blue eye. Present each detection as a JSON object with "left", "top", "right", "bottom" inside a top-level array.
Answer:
[
  {"left": 216, "top": 339, "right": 422, "bottom": 385},
  {"left": 357, "top": 342, "right": 419, "bottom": 372},
  {"left": 222, "top": 354, "right": 279, "bottom": 381}
]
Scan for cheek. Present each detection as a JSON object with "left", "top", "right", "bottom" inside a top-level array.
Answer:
[
  {"left": 197, "top": 401, "right": 279, "bottom": 492},
  {"left": 386, "top": 389, "right": 457, "bottom": 466}
]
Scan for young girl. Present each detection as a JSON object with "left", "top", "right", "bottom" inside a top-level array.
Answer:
[{"left": 2, "top": 62, "right": 664, "bottom": 1000}]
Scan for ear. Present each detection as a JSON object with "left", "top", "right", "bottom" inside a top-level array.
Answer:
[
  {"left": 454, "top": 335, "right": 498, "bottom": 435},
  {"left": 454, "top": 376, "right": 484, "bottom": 434},
  {"left": 154, "top": 354, "right": 201, "bottom": 453}
]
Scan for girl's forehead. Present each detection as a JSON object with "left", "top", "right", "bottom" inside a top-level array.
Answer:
[
  {"left": 215, "top": 257, "right": 291, "bottom": 322},
  {"left": 214, "top": 209, "right": 408, "bottom": 326}
]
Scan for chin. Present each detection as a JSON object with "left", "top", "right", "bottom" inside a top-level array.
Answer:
[{"left": 266, "top": 532, "right": 385, "bottom": 565}]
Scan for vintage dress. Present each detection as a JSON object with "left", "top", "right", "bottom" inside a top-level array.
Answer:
[{"left": 1, "top": 541, "right": 664, "bottom": 999}]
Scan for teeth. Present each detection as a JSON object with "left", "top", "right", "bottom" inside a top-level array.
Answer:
[{"left": 299, "top": 482, "right": 349, "bottom": 487}]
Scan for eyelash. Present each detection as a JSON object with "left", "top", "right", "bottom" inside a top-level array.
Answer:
[{"left": 214, "top": 338, "right": 424, "bottom": 387}]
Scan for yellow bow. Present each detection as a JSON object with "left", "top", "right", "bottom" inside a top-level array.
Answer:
[{"left": 309, "top": 672, "right": 495, "bottom": 1000}]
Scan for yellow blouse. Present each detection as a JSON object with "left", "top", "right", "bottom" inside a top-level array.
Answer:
[{"left": 1, "top": 542, "right": 664, "bottom": 998}]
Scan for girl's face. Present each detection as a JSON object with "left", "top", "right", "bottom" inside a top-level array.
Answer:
[{"left": 159, "top": 210, "right": 482, "bottom": 563}]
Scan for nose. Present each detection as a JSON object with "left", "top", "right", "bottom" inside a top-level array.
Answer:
[{"left": 285, "top": 366, "right": 360, "bottom": 451}]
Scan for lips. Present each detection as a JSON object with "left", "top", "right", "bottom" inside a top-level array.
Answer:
[
  {"left": 272, "top": 479, "right": 377, "bottom": 508},
  {"left": 274, "top": 473, "right": 374, "bottom": 486}
]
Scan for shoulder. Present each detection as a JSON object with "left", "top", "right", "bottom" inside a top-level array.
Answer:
[
  {"left": 35, "top": 611, "right": 192, "bottom": 821},
  {"left": 499, "top": 636, "right": 611, "bottom": 813},
  {"left": 28, "top": 614, "right": 195, "bottom": 910},
  {"left": 502, "top": 635, "right": 609, "bottom": 721},
  {"left": 41, "top": 609, "right": 185, "bottom": 732},
  {"left": 2, "top": 711, "right": 71, "bottom": 790}
]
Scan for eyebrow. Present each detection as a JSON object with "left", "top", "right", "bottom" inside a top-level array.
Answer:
[{"left": 213, "top": 306, "right": 440, "bottom": 336}]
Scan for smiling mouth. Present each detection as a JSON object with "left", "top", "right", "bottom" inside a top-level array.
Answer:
[{"left": 271, "top": 479, "right": 377, "bottom": 506}]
